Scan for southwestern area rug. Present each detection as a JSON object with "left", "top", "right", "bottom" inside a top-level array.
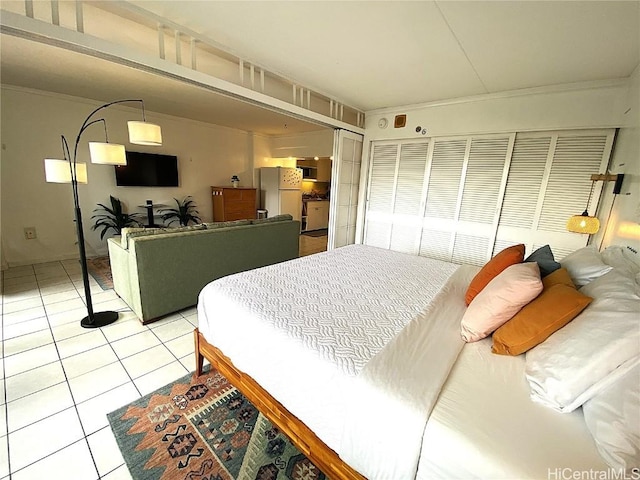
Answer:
[
  {"left": 107, "top": 367, "right": 326, "bottom": 480},
  {"left": 86, "top": 256, "right": 113, "bottom": 290}
]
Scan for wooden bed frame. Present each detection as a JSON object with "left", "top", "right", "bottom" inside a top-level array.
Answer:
[{"left": 194, "top": 328, "right": 366, "bottom": 480}]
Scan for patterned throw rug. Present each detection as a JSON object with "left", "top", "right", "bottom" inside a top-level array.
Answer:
[
  {"left": 108, "top": 367, "right": 326, "bottom": 480},
  {"left": 86, "top": 256, "right": 113, "bottom": 290}
]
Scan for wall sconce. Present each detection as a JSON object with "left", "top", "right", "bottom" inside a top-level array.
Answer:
[{"left": 566, "top": 173, "right": 625, "bottom": 235}]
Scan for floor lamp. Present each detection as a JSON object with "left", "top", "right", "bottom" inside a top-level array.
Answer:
[{"left": 44, "top": 99, "right": 162, "bottom": 328}]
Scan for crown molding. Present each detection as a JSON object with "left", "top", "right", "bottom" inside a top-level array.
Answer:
[{"left": 366, "top": 78, "right": 630, "bottom": 116}]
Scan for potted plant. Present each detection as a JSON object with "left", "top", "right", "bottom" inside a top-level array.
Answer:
[
  {"left": 160, "top": 196, "right": 201, "bottom": 226},
  {"left": 91, "top": 196, "right": 142, "bottom": 239}
]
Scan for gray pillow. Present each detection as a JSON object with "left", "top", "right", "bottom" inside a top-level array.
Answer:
[{"left": 525, "top": 245, "right": 561, "bottom": 277}]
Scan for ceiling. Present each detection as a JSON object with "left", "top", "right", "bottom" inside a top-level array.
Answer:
[
  {"left": 128, "top": 0, "right": 640, "bottom": 111},
  {"left": 0, "top": 34, "right": 325, "bottom": 135},
  {"left": 1, "top": 1, "right": 639, "bottom": 134}
]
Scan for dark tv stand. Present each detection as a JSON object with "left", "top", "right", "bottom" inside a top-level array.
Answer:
[{"left": 139, "top": 200, "right": 166, "bottom": 228}]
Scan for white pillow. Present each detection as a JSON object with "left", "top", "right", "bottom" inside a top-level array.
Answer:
[
  {"left": 581, "top": 269, "right": 640, "bottom": 304},
  {"left": 582, "top": 362, "right": 640, "bottom": 471},
  {"left": 601, "top": 245, "right": 640, "bottom": 278},
  {"left": 525, "top": 270, "right": 640, "bottom": 412},
  {"left": 560, "top": 246, "right": 612, "bottom": 287}
]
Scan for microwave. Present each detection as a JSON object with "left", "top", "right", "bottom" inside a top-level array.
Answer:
[{"left": 301, "top": 167, "right": 317, "bottom": 180}]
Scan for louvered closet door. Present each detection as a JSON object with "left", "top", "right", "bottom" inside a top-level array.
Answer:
[
  {"left": 495, "top": 129, "right": 615, "bottom": 259},
  {"left": 418, "top": 138, "right": 466, "bottom": 261},
  {"left": 363, "top": 143, "right": 398, "bottom": 248},
  {"left": 363, "top": 140, "right": 429, "bottom": 252},
  {"left": 419, "top": 134, "right": 514, "bottom": 266},
  {"left": 390, "top": 143, "right": 430, "bottom": 253}
]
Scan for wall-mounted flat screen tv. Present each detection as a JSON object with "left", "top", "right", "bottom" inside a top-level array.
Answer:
[{"left": 115, "top": 152, "right": 179, "bottom": 187}]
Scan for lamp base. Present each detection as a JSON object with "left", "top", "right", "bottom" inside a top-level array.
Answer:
[{"left": 81, "top": 311, "right": 119, "bottom": 328}]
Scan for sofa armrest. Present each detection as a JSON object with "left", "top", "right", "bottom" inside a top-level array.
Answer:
[{"left": 107, "top": 237, "right": 136, "bottom": 312}]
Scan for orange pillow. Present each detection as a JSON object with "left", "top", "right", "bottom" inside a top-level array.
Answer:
[
  {"left": 492, "top": 284, "right": 592, "bottom": 356},
  {"left": 542, "top": 267, "right": 575, "bottom": 289},
  {"left": 465, "top": 244, "right": 525, "bottom": 305}
]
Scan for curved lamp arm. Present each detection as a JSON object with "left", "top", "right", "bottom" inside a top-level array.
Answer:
[{"left": 72, "top": 99, "right": 145, "bottom": 162}]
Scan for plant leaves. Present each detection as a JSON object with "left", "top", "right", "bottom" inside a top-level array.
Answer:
[{"left": 91, "top": 196, "right": 141, "bottom": 237}]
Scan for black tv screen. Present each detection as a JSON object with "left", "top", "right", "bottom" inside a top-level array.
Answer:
[{"left": 115, "top": 152, "right": 179, "bottom": 187}]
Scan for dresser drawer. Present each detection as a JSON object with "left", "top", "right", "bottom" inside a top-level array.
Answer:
[{"left": 211, "top": 186, "right": 257, "bottom": 221}]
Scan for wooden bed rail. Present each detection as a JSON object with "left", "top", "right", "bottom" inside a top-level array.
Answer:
[{"left": 194, "top": 328, "right": 367, "bottom": 480}]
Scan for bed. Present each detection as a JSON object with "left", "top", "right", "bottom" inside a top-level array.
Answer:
[{"left": 195, "top": 243, "right": 639, "bottom": 479}]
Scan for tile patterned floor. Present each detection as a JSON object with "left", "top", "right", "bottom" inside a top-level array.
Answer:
[{"left": 0, "top": 235, "right": 327, "bottom": 479}]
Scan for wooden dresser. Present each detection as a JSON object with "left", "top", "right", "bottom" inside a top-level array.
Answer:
[{"left": 211, "top": 187, "right": 257, "bottom": 221}]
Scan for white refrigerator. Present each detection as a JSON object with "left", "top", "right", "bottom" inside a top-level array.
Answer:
[{"left": 260, "top": 167, "right": 303, "bottom": 222}]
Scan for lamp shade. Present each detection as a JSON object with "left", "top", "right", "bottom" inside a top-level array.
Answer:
[
  {"left": 44, "top": 159, "right": 88, "bottom": 184},
  {"left": 127, "top": 121, "right": 162, "bottom": 146},
  {"left": 89, "top": 142, "right": 126, "bottom": 165},
  {"left": 567, "top": 213, "right": 600, "bottom": 234}
]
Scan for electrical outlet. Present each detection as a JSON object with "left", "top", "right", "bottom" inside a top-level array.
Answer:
[{"left": 24, "top": 227, "right": 37, "bottom": 240}]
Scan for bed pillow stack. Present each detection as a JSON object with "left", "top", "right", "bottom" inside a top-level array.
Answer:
[
  {"left": 462, "top": 244, "right": 640, "bottom": 470},
  {"left": 524, "top": 246, "right": 640, "bottom": 471},
  {"left": 460, "top": 244, "right": 592, "bottom": 352}
]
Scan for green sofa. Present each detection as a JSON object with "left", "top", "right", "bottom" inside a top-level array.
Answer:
[{"left": 107, "top": 216, "right": 300, "bottom": 323}]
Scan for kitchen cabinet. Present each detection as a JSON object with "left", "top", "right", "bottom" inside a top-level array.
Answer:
[
  {"left": 316, "top": 158, "right": 332, "bottom": 182},
  {"left": 211, "top": 186, "right": 257, "bottom": 221},
  {"left": 305, "top": 200, "right": 329, "bottom": 231},
  {"left": 297, "top": 159, "right": 316, "bottom": 168}
]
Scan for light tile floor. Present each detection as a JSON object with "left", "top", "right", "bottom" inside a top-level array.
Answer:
[
  {"left": 1, "top": 234, "right": 327, "bottom": 479},
  {"left": 1, "top": 259, "right": 202, "bottom": 480}
]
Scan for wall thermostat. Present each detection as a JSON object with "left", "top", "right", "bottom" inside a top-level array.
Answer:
[
  {"left": 378, "top": 118, "right": 388, "bottom": 129},
  {"left": 394, "top": 115, "right": 407, "bottom": 128}
]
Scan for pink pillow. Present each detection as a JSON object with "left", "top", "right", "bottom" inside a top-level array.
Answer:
[{"left": 461, "top": 262, "right": 543, "bottom": 342}]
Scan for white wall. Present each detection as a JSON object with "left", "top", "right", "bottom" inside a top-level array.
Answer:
[
  {"left": 0, "top": 86, "right": 257, "bottom": 265},
  {"left": 364, "top": 81, "right": 628, "bottom": 140},
  {"left": 597, "top": 66, "right": 640, "bottom": 256},
  {"left": 270, "top": 129, "right": 334, "bottom": 158}
]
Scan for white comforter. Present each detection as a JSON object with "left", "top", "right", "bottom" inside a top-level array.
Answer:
[{"left": 198, "top": 244, "right": 471, "bottom": 479}]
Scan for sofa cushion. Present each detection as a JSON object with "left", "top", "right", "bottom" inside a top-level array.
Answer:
[
  {"left": 121, "top": 224, "right": 206, "bottom": 249},
  {"left": 203, "top": 219, "right": 252, "bottom": 229},
  {"left": 121, "top": 227, "right": 167, "bottom": 249}
]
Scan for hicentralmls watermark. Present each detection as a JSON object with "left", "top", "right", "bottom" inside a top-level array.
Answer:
[{"left": 548, "top": 468, "right": 640, "bottom": 480}]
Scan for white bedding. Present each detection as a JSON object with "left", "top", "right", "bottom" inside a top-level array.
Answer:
[
  {"left": 419, "top": 338, "right": 608, "bottom": 479},
  {"left": 197, "top": 244, "right": 610, "bottom": 479},
  {"left": 341, "top": 263, "right": 477, "bottom": 479},
  {"left": 197, "top": 244, "right": 463, "bottom": 478}
]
